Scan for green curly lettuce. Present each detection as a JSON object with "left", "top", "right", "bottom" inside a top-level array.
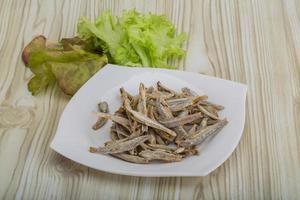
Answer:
[{"left": 77, "top": 10, "right": 187, "bottom": 68}]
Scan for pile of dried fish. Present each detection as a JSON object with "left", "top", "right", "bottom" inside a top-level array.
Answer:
[{"left": 89, "top": 82, "right": 228, "bottom": 164}]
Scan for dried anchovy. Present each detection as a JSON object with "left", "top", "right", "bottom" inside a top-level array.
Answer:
[
  {"left": 160, "top": 113, "right": 203, "bottom": 128},
  {"left": 92, "top": 101, "right": 109, "bottom": 130},
  {"left": 153, "top": 129, "right": 175, "bottom": 142},
  {"left": 197, "top": 105, "right": 219, "bottom": 120},
  {"left": 147, "top": 143, "right": 178, "bottom": 151},
  {"left": 157, "top": 81, "right": 178, "bottom": 94},
  {"left": 125, "top": 108, "right": 177, "bottom": 137},
  {"left": 204, "top": 105, "right": 219, "bottom": 117},
  {"left": 139, "top": 150, "right": 182, "bottom": 162},
  {"left": 138, "top": 83, "right": 147, "bottom": 115},
  {"left": 146, "top": 92, "right": 174, "bottom": 99},
  {"left": 156, "top": 98, "right": 187, "bottom": 141},
  {"left": 138, "top": 83, "right": 148, "bottom": 133},
  {"left": 104, "top": 134, "right": 138, "bottom": 147},
  {"left": 91, "top": 135, "right": 151, "bottom": 154},
  {"left": 178, "top": 119, "right": 228, "bottom": 147},
  {"left": 181, "top": 87, "right": 197, "bottom": 97},
  {"left": 174, "top": 147, "right": 185, "bottom": 154},
  {"left": 199, "top": 100, "right": 224, "bottom": 110},
  {"left": 93, "top": 112, "right": 131, "bottom": 131},
  {"left": 139, "top": 143, "right": 170, "bottom": 152},
  {"left": 167, "top": 96, "right": 207, "bottom": 112},
  {"left": 156, "top": 98, "right": 173, "bottom": 119}
]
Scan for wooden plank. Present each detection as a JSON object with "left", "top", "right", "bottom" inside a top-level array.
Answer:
[{"left": 0, "top": 0, "right": 299, "bottom": 199}]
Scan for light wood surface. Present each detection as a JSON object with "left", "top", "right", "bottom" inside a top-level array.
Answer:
[{"left": 0, "top": 0, "right": 300, "bottom": 199}]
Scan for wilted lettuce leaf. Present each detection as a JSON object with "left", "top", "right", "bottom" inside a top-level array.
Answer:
[
  {"left": 77, "top": 10, "right": 187, "bottom": 68},
  {"left": 22, "top": 36, "right": 107, "bottom": 95}
]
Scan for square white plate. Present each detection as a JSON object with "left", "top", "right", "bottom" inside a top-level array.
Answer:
[{"left": 50, "top": 64, "right": 247, "bottom": 177}]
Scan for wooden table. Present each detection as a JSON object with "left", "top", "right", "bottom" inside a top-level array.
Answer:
[{"left": 1, "top": 0, "right": 299, "bottom": 199}]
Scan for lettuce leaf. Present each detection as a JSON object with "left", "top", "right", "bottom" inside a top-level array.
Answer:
[
  {"left": 77, "top": 10, "right": 187, "bottom": 68},
  {"left": 22, "top": 36, "right": 107, "bottom": 95}
]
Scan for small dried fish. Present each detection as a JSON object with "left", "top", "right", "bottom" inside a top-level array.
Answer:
[
  {"left": 181, "top": 87, "right": 198, "bottom": 97},
  {"left": 112, "top": 153, "right": 149, "bottom": 164},
  {"left": 148, "top": 144, "right": 177, "bottom": 151},
  {"left": 156, "top": 99, "right": 187, "bottom": 141},
  {"left": 157, "top": 81, "right": 177, "bottom": 94},
  {"left": 167, "top": 96, "right": 207, "bottom": 109},
  {"left": 139, "top": 150, "right": 182, "bottom": 162},
  {"left": 154, "top": 129, "right": 175, "bottom": 142},
  {"left": 120, "top": 87, "right": 133, "bottom": 101},
  {"left": 138, "top": 83, "right": 148, "bottom": 133},
  {"left": 167, "top": 97, "right": 191, "bottom": 105},
  {"left": 199, "top": 101, "right": 224, "bottom": 110},
  {"left": 124, "top": 108, "right": 177, "bottom": 137},
  {"left": 139, "top": 143, "right": 169, "bottom": 152},
  {"left": 173, "top": 110, "right": 188, "bottom": 141},
  {"left": 105, "top": 133, "right": 135, "bottom": 146},
  {"left": 178, "top": 119, "right": 228, "bottom": 147},
  {"left": 92, "top": 101, "right": 109, "bottom": 130},
  {"left": 120, "top": 88, "right": 137, "bottom": 131},
  {"left": 146, "top": 91, "right": 174, "bottom": 99},
  {"left": 160, "top": 113, "right": 203, "bottom": 128},
  {"left": 204, "top": 105, "right": 219, "bottom": 117},
  {"left": 93, "top": 112, "right": 131, "bottom": 131},
  {"left": 193, "top": 95, "right": 209, "bottom": 104},
  {"left": 91, "top": 135, "right": 151, "bottom": 154},
  {"left": 148, "top": 104, "right": 176, "bottom": 142},
  {"left": 138, "top": 83, "right": 147, "bottom": 114},
  {"left": 174, "top": 147, "right": 185, "bottom": 154},
  {"left": 197, "top": 105, "right": 219, "bottom": 120},
  {"left": 156, "top": 98, "right": 173, "bottom": 119}
]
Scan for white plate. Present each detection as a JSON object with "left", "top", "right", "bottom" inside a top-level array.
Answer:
[{"left": 50, "top": 64, "right": 247, "bottom": 177}]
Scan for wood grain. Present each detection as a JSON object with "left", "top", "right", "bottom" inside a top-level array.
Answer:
[{"left": 0, "top": 0, "right": 300, "bottom": 199}]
